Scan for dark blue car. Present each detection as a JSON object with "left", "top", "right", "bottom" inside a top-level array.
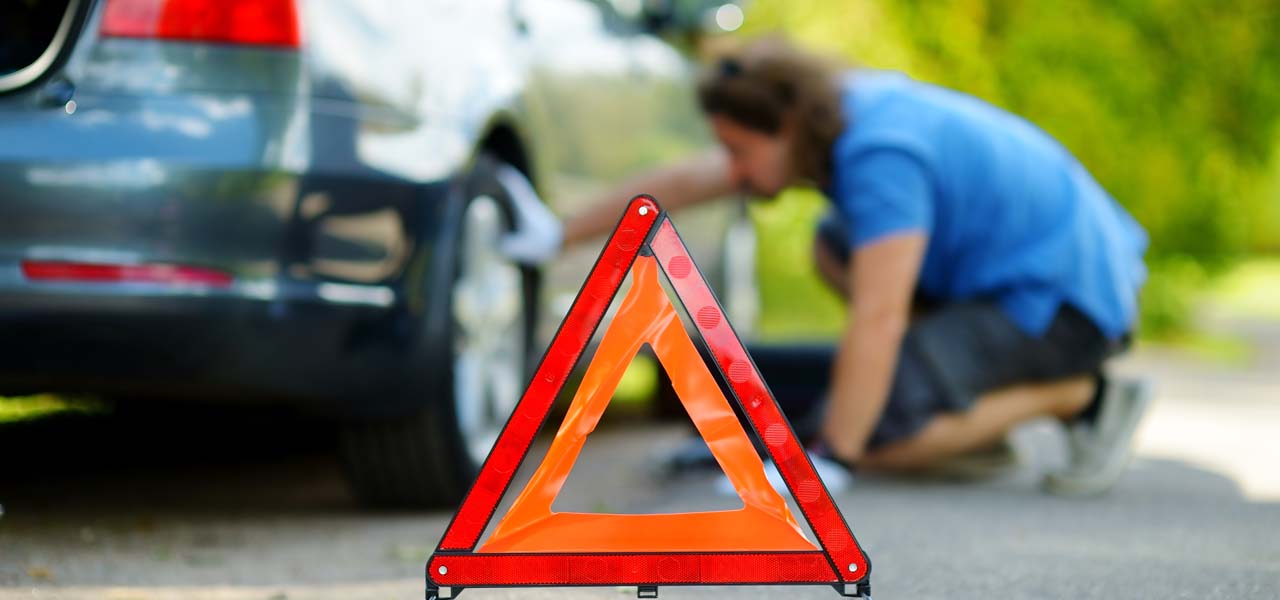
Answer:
[{"left": 0, "top": 0, "right": 753, "bottom": 505}]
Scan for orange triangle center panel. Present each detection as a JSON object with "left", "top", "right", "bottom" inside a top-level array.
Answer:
[{"left": 480, "top": 255, "right": 814, "bottom": 553}]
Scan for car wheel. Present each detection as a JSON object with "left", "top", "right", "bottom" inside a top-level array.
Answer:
[{"left": 340, "top": 155, "right": 537, "bottom": 507}]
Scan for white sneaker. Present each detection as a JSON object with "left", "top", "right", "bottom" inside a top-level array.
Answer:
[
  {"left": 715, "top": 453, "right": 854, "bottom": 497},
  {"left": 1043, "top": 377, "right": 1153, "bottom": 496}
]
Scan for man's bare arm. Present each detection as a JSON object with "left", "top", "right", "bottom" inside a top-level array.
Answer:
[{"left": 562, "top": 151, "right": 735, "bottom": 247}]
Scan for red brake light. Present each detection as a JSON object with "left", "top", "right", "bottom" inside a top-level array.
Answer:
[
  {"left": 100, "top": 0, "right": 300, "bottom": 49},
  {"left": 21, "top": 261, "right": 234, "bottom": 288}
]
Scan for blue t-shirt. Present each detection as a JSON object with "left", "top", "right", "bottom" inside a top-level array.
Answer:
[{"left": 826, "top": 71, "right": 1148, "bottom": 340}]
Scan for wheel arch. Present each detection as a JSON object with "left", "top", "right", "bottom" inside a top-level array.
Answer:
[{"left": 478, "top": 120, "right": 535, "bottom": 187}]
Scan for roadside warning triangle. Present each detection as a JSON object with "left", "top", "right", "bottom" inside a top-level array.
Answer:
[
  {"left": 427, "top": 196, "right": 871, "bottom": 599},
  {"left": 482, "top": 254, "right": 813, "bottom": 553}
]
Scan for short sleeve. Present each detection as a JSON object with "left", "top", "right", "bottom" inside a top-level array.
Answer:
[{"left": 832, "top": 149, "right": 934, "bottom": 248}]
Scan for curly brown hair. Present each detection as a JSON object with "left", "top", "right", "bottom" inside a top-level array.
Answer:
[{"left": 697, "top": 38, "right": 846, "bottom": 188}]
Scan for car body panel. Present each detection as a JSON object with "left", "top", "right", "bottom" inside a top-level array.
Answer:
[{"left": 0, "top": 0, "right": 736, "bottom": 416}]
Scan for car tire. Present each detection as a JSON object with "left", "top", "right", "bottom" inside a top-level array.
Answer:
[{"left": 340, "top": 154, "right": 538, "bottom": 507}]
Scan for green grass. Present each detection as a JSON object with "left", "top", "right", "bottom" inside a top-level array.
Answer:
[
  {"left": 1201, "top": 257, "right": 1280, "bottom": 321},
  {"left": 0, "top": 394, "right": 108, "bottom": 425},
  {"left": 1147, "top": 255, "right": 1280, "bottom": 366},
  {"left": 1146, "top": 332, "right": 1256, "bottom": 365}
]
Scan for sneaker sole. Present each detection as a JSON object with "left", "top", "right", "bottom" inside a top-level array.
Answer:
[{"left": 1043, "top": 381, "right": 1153, "bottom": 496}]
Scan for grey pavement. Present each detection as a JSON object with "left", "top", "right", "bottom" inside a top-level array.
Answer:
[{"left": 2, "top": 332, "right": 1279, "bottom": 599}]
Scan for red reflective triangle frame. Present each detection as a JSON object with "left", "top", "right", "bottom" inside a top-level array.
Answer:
[{"left": 427, "top": 196, "right": 870, "bottom": 598}]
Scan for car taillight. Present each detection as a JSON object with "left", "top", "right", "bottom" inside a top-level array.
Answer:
[
  {"left": 21, "top": 260, "right": 234, "bottom": 288},
  {"left": 100, "top": 0, "right": 300, "bottom": 49}
]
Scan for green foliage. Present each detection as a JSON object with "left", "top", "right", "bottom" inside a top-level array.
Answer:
[
  {"left": 1201, "top": 256, "right": 1280, "bottom": 321},
  {"left": 0, "top": 394, "right": 107, "bottom": 424},
  {"left": 740, "top": 0, "right": 1280, "bottom": 336},
  {"left": 1140, "top": 255, "right": 1209, "bottom": 335}
]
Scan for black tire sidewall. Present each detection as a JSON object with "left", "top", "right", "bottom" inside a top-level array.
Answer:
[
  {"left": 424, "top": 154, "right": 538, "bottom": 493},
  {"left": 339, "top": 154, "right": 538, "bottom": 507}
]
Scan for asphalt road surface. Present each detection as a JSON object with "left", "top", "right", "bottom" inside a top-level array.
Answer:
[{"left": 3, "top": 336, "right": 1279, "bottom": 599}]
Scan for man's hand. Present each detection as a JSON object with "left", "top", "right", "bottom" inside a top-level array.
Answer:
[{"left": 497, "top": 164, "right": 564, "bottom": 265}]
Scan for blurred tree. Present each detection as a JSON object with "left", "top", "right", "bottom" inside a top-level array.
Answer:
[{"left": 740, "top": 0, "right": 1280, "bottom": 336}]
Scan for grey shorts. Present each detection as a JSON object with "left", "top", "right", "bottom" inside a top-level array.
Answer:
[{"left": 816, "top": 211, "right": 1130, "bottom": 448}]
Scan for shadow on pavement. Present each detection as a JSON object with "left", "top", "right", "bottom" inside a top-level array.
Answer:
[{"left": 0, "top": 403, "right": 352, "bottom": 514}]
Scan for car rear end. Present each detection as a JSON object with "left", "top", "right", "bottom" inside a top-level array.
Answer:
[{"left": 0, "top": 0, "right": 408, "bottom": 408}]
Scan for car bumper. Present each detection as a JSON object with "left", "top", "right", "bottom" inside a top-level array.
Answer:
[
  {"left": 0, "top": 90, "right": 460, "bottom": 415},
  {"left": 0, "top": 265, "right": 417, "bottom": 415}
]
